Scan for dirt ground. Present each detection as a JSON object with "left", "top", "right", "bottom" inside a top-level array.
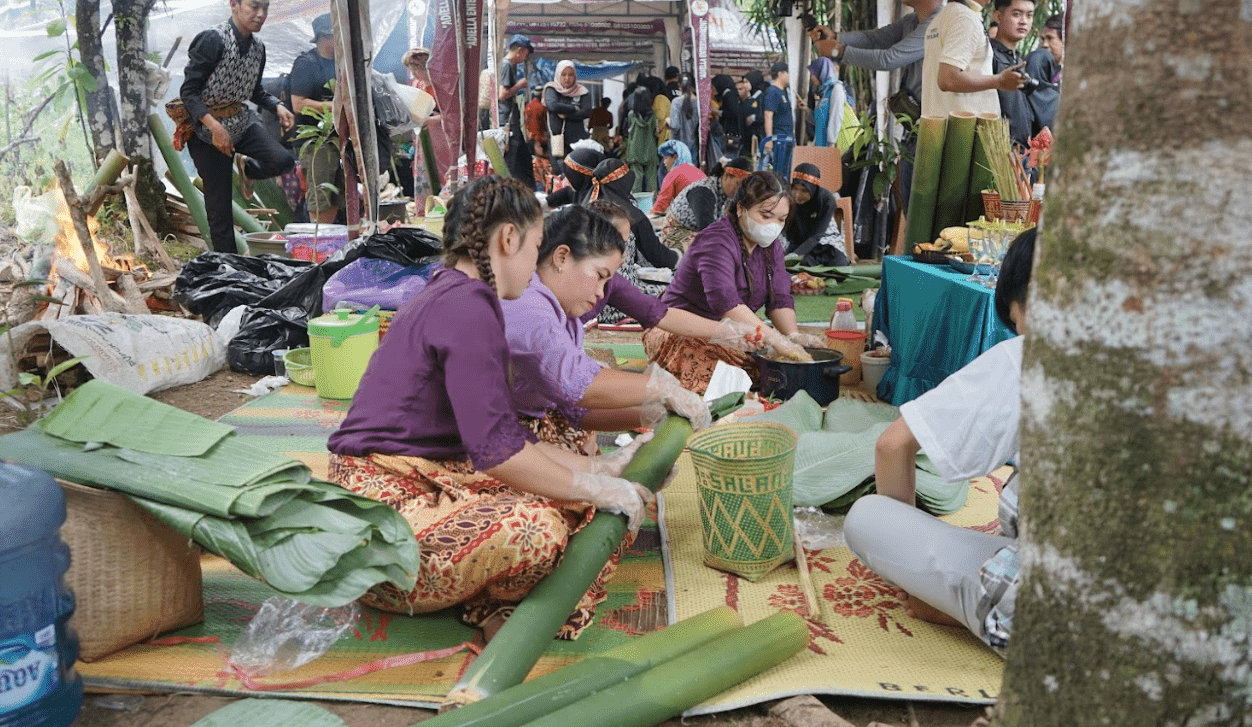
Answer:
[{"left": 35, "top": 327, "right": 987, "bottom": 727}]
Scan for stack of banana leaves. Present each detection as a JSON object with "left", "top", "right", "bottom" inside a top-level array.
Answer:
[{"left": 0, "top": 380, "right": 418, "bottom": 607}]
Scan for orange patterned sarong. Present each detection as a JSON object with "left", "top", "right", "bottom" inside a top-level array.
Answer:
[
  {"left": 328, "top": 452, "right": 631, "bottom": 639},
  {"left": 642, "top": 328, "right": 759, "bottom": 396}
]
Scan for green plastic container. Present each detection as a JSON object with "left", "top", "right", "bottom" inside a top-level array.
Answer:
[{"left": 307, "top": 306, "right": 380, "bottom": 399}]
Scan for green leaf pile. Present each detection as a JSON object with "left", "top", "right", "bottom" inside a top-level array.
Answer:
[{"left": 0, "top": 381, "right": 418, "bottom": 606}]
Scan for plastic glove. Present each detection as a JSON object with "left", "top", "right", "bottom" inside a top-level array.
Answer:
[
  {"left": 640, "top": 363, "right": 712, "bottom": 431},
  {"left": 589, "top": 432, "right": 654, "bottom": 477},
  {"left": 569, "top": 471, "right": 654, "bottom": 532},
  {"left": 762, "top": 329, "right": 813, "bottom": 362},
  {"left": 787, "top": 331, "right": 827, "bottom": 349},
  {"left": 658, "top": 462, "right": 680, "bottom": 492},
  {"left": 710, "top": 318, "right": 768, "bottom": 352}
]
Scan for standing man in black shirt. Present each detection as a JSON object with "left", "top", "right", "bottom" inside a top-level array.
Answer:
[
  {"left": 290, "top": 14, "right": 341, "bottom": 224},
  {"left": 989, "top": 0, "right": 1051, "bottom": 150},
  {"left": 177, "top": 0, "right": 295, "bottom": 253},
  {"left": 497, "top": 34, "right": 535, "bottom": 189}
]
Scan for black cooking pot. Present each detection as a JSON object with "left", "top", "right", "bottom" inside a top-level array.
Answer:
[{"left": 752, "top": 348, "right": 854, "bottom": 407}]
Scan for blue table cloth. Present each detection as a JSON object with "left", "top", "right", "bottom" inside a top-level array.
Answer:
[{"left": 871, "top": 256, "right": 1015, "bottom": 405}]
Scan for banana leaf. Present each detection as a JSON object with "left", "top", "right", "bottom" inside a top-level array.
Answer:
[
  {"left": 0, "top": 382, "right": 419, "bottom": 606},
  {"left": 742, "top": 392, "right": 968, "bottom": 514}
]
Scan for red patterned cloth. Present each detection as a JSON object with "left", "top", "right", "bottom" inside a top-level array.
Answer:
[{"left": 328, "top": 452, "right": 631, "bottom": 638}]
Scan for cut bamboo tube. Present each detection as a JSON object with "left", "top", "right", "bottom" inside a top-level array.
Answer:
[
  {"left": 520, "top": 611, "right": 810, "bottom": 727},
  {"left": 964, "top": 114, "right": 1001, "bottom": 223},
  {"left": 149, "top": 114, "right": 211, "bottom": 244},
  {"left": 80, "top": 149, "right": 130, "bottom": 215},
  {"left": 794, "top": 540, "right": 822, "bottom": 623},
  {"left": 481, "top": 135, "right": 510, "bottom": 180},
  {"left": 931, "top": 111, "right": 978, "bottom": 236},
  {"left": 419, "top": 608, "right": 742, "bottom": 727},
  {"left": 447, "top": 394, "right": 745, "bottom": 705},
  {"left": 903, "top": 115, "right": 947, "bottom": 247}
]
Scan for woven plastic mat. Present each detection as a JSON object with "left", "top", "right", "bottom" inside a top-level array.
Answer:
[{"left": 662, "top": 452, "right": 1008, "bottom": 715}]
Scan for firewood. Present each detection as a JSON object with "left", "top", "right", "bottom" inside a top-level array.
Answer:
[
  {"left": 116, "top": 272, "right": 149, "bottom": 315},
  {"left": 137, "top": 273, "right": 179, "bottom": 292},
  {"left": 123, "top": 176, "right": 178, "bottom": 271},
  {"left": 53, "top": 160, "right": 129, "bottom": 314}
]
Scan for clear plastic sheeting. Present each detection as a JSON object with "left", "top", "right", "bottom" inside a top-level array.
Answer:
[{"left": 229, "top": 597, "right": 361, "bottom": 677}]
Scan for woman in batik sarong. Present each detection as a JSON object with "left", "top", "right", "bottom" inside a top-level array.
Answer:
[
  {"left": 645, "top": 171, "right": 824, "bottom": 395},
  {"left": 327, "top": 176, "right": 655, "bottom": 639},
  {"left": 658, "top": 156, "right": 751, "bottom": 253}
]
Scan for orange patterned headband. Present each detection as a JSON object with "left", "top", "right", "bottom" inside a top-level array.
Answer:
[
  {"left": 793, "top": 171, "right": 820, "bottom": 186},
  {"left": 588, "top": 164, "right": 630, "bottom": 202},
  {"left": 722, "top": 166, "right": 749, "bottom": 179},
  {"left": 564, "top": 158, "right": 595, "bottom": 176}
]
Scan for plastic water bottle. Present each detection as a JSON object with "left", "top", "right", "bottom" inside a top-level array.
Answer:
[
  {"left": 0, "top": 463, "right": 82, "bottom": 727},
  {"left": 825, "top": 298, "right": 865, "bottom": 386},
  {"left": 829, "top": 298, "right": 858, "bottom": 333}
]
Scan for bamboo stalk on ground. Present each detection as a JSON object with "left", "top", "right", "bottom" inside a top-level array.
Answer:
[
  {"left": 521, "top": 611, "right": 810, "bottom": 727},
  {"left": 446, "top": 394, "right": 744, "bottom": 705},
  {"left": 418, "top": 608, "right": 743, "bottom": 727},
  {"left": 419, "top": 128, "right": 441, "bottom": 192},
  {"left": 903, "top": 115, "right": 948, "bottom": 247},
  {"left": 964, "top": 114, "right": 1001, "bottom": 222},
  {"left": 931, "top": 111, "right": 978, "bottom": 235}
]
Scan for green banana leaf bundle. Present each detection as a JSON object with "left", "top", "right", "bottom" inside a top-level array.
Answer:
[
  {"left": 0, "top": 381, "right": 419, "bottom": 607},
  {"left": 743, "top": 392, "right": 968, "bottom": 514}
]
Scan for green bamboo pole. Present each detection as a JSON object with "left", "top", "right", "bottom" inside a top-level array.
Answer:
[
  {"left": 252, "top": 178, "right": 295, "bottom": 230},
  {"left": 419, "top": 127, "right": 441, "bottom": 193},
  {"left": 231, "top": 199, "right": 267, "bottom": 234},
  {"left": 902, "top": 114, "right": 948, "bottom": 248},
  {"left": 447, "top": 394, "right": 744, "bottom": 705},
  {"left": 149, "top": 113, "right": 210, "bottom": 243},
  {"left": 417, "top": 608, "right": 742, "bottom": 727},
  {"left": 521, "top": 611, "right": 810, "bottom": 727},
  {"left": 481, "top": 135, "right": 510, "bottom": 180},
  {"left": 80, "top": 149, "right": 130, "bottom": 214},
  {"left": 964, "top": 113, "right": 1001, "bottom": 223},
  {"left": 931, "top": 111, "right": 978, "bottom": 236}
]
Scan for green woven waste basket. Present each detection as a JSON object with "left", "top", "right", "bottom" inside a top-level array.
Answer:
[{"left": 688, "top": 422, "right": 797, "bottom": 581}]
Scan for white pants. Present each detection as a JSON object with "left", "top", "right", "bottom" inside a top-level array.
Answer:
[{"left": 843, "top": 494, "right": 1010, "bottom": 637}]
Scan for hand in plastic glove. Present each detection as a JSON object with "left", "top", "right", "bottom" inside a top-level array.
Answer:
[
  {"left": 641, "top": 363, "right": 713, "bottom": 431},
  {"left": 787, "top": 331, "right": 827, "bottom": 349},
  {"left": 710, "top": 318, "right": 768, "bottom": 352},
  {"left": 570, "top": 471, "right": 654, "bottom": 532},
  {"left": 589, "top": 432, "right": 654, "bottom": 477},
  {"left": 762, "top": 329, "right": 814, "bottom": 362}
]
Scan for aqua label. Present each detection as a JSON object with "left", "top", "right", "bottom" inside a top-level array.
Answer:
[{"left": 0, "top": 625, "right": 60, "bottom": 712}]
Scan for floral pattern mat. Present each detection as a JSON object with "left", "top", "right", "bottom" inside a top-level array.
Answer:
[{"left": 661, "top": 454, "right": 1009, "bottom": 715}]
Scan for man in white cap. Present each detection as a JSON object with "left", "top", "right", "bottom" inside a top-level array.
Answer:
[{"left": 497, "top": 34, "right": 535, "bottom": 188}]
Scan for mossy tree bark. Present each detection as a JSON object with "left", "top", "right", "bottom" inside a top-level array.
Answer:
[
  {"left": 999, "top": 1, "right": 1252, "bottom": 725},
  {"left": 113, "top": 0, "right": 169, "bottom": 235},
  {"left": 74, "top": 0, "right": 120, "bottom": 163}
]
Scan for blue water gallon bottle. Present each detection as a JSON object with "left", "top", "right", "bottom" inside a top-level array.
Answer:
[{"left": 0, "top": 463, "right": 83, "bottom": 727}]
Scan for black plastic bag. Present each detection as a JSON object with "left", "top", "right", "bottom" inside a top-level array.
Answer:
[
  {"left": 226, "top": 306, "right": 310, "bottom": 375},
  {"left": 174, "top": 253, "right": 314, "bottom": 327}
]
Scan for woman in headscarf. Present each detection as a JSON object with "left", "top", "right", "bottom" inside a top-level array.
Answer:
[
  {"left": 545, "top": 142, "right": 603, "bottom": 208},
  {"left": 543, "top": 60, "right": 593, "bottom": 160},
  {"left": 808, "top": 57, "right": 852, "bottom": 149},
  {"left": 623, "top": 86, "right": 658, "bottom": 194},
  {"left": 785, "top": 162, "right": 850, "bottom": 267},
  {"left": 711, "top": 74, "right": 742, "bottom": 157},
  {"left": 652, "top": 140, "right": 705, "bottom": 217},
  {"left": 644, "top": 171, "right": 822, "bottom": 395},
  {"left": 659, "top": 156, "right": 751, "bottom": 252}
]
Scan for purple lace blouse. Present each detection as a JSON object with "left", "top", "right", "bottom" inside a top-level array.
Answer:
[
  {"left": 328, "top": 268, "right": 533, "bottom": 471},
  {"left": 581, "top": 273, "right": 669, "bottom": 327},
  {"left": 660, "top": 217, "right": 794, "bottom": 320},
  {"left": 503, "top": 274, "right": 605, "bottom": 422}
]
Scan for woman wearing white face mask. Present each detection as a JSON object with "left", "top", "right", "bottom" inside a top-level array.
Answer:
[{"left": 644, "top": 171, "right": 819, "bottom": 395}]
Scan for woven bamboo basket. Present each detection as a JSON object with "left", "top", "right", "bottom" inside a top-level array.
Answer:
[
  {"left": 981, "top": 190, "right": 1039, "bottom": 224},
  {"left": 688, "top": 422, "right": 797, "bottom": 581},
  {"left": 60, "top": 480, "right": 204, "bottom": 661}
]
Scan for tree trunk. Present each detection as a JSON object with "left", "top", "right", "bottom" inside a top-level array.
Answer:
[
  {"left": 75, "top": 0, "right": 119, "bottom": 161},
  {"left": 113, "top": 0, "right": 169, "bottom": 234},
  {"left": 999, "top": 1, "right": 1252, "bottom": 725}
]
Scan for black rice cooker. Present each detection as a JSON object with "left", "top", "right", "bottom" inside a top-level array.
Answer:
[{"left": 751, "top": 348, "right": 854, "bottom": 407}]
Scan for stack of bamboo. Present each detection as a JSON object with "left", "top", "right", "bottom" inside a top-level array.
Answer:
[{"left": 903, "top": 113, "right": 1021, "bottom": 247}]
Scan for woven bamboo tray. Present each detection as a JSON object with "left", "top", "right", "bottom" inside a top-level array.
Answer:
[{"left": 60, "top": 479, "right": 204, "bottom": 661}]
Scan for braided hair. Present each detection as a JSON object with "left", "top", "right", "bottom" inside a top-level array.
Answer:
[
  {"left": 442, "top": 175, "right": 542, "bottom": 294},
  {"left": 726, "top": 171, "right": 791, "bottom": 297}
]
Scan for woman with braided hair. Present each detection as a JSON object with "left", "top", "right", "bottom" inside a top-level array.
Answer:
[
  {"left": 328, "top": 176, "right": 658, "bottom": 639},
  {"left": 645, "top": 171, "right": 823, "bottom": 395}
]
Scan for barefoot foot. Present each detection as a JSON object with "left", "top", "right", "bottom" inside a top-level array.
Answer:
[{"left": 895, "top": 589, "right": 963, "bottom": 627}]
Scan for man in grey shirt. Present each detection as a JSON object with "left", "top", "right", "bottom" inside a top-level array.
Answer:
[{"left": 818, "top": 0, "right": 943, "bottom": 209}]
